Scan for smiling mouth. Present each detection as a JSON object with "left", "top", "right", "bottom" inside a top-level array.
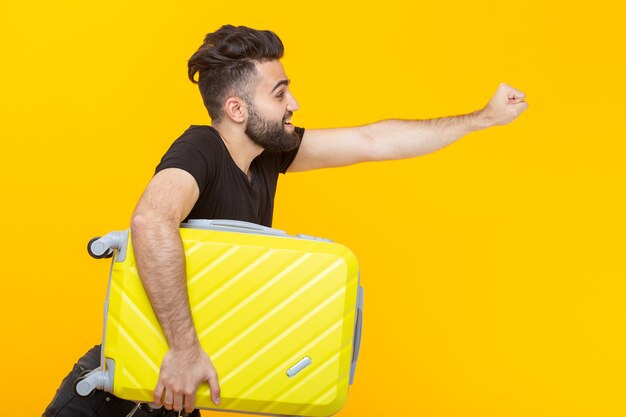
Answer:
[{"left": 284, "top": 111, "right": 293, "bottom": 125}]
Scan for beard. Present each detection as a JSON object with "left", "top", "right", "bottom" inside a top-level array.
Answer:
[{"left": 244, "top": 103, "right": 301, "bottom": 152}]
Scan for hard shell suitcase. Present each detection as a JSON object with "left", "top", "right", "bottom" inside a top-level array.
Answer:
[{"left": 77, "top": 219, "right": 363, "bottom": 417}]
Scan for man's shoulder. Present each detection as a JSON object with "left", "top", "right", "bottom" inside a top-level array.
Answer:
[
  {"left": 169, "top": 125, "right": 223, "bottom": 152},
  {"left": 156, "top": 125, "right": 224, "bottom": 180},
  {"left": 177, "top": 124, "right": 218, "bottom": 141}
]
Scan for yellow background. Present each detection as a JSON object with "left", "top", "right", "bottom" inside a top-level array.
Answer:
[{"left": 1, "top": 0, "right": 625, "bottom": 416}]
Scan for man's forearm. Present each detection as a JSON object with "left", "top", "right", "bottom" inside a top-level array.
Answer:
[
  {"left": 364, "top": 83, "right": 529, "bottom": 161},
  {"left": 131, "top": 214, "right": 199, "bottom": 349},
  {"left": 365, "top": 110, "right": 492, "bottom": 161}
]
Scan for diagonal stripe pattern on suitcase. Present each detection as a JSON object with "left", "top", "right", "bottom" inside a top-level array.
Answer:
[{"left": 102, "top": 226, "right": 359, "bottom": 417}]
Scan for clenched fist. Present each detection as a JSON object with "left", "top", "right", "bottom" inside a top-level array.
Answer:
[{"left": 480, "top": 83, "right": 528, "bottom": 126}]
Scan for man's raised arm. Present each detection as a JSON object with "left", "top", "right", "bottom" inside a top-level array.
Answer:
[
  {"left": 130, "top": 167, "right": 221, "bottom": 413},
  {"left": 288, "top": 83, "right": 528, "bottom": 172}
]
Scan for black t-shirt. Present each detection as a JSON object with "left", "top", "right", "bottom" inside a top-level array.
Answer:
[{"left": 155, "top": 125, "right": 303, "bottom": 227}]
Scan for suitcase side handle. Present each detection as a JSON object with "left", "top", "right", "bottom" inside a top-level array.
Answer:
[
  {"left": 350, "top": 285, "right": 364, "bottom": 385},
  {"left": 183, "top": 219, "right": 288, "bottom": 236}
]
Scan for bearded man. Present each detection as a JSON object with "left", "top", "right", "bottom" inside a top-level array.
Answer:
[{"left": 43, "top": 24, "right": 528, "bottom": 417}]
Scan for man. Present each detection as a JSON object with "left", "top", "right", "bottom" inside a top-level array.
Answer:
[{"left": 43, "top": 24, "right": 527, "bottom": 417}]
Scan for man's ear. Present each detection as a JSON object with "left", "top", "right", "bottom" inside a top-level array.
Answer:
[{"left": 224, "top": 97, "right": 247, "bottom": 123}]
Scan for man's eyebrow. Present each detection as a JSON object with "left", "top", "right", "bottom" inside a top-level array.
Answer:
[{"left": 271, "top": 79, "right": 290, "bottom": 93}]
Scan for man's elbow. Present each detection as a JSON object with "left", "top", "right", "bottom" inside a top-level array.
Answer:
[
  {"left": 130, "top": 212, "right": 148, "bottom": 235},
  {"left": 130, "top": 212, "right": 154, "bottom": 244},
  {"left": 130, "top": 210, "right": 178, "bottom": 238}
]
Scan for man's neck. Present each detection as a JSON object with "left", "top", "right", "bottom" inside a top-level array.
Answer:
[{"left": 212, "top": 123, "right": 264, "bottom": 176}]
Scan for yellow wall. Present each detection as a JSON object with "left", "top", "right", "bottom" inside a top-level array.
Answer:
[{"left": 2, "top": 1, "right": 625, "bottom": 416}]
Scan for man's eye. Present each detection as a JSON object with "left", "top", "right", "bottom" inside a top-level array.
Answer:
[{"left": 276, "top": 92, "right": 284, "bottom": 99}]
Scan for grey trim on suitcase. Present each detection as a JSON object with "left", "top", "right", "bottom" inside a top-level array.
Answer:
[
  {"left": 75, "top": 358, "right": 115, "bottom": 396},
  {"left": 350, "top": 284, "right": 364, "bottom": 385},
  {"left": 89, "top": 230, "right": 129, "bottom": 262},
  {"left": 183, "top": 219, "right": 289, "bottom": 237},
  {"left": 182, "top": 219, "right": 332, "bottom": 242}
]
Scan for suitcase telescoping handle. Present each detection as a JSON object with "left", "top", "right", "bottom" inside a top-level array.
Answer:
[
  {"left": 183, "top": 219, "right": 289, "bottom": 236},
  {"left": 184, "top": 219, "right": 333, "bottom": 242},
  {"left": 86, "top": 220, "right": 280, "bottom": 259}
]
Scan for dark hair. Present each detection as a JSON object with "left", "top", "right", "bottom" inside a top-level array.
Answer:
[{"left": 188, "top": 25, "right": 284, "bottom": 122}]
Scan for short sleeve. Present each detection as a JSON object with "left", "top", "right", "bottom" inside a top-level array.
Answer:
[
  {"left": 155, "top": 137, "right": 212, "bottom": 192},
  {"left": 277, "top": 126, "right": 305, "bottom": 174}
]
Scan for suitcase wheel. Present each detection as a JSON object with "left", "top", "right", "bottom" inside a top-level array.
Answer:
[
  {"left": 73, "top": 371, "right": 96, "bottom": 397},
  {"left": 87, "top": 237, "right": 113, "bottom": 259}
]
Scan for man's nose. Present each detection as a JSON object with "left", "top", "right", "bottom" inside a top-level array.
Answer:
[{"left": 287, "top": 95, "right": 299, "bottom": 112}]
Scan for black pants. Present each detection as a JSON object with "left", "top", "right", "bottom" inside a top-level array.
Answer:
[{"left": 42, "top": 345, "right": 201, "bottom": 417}]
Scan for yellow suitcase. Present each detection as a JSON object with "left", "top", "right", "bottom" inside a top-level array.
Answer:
[{"left": 77, "top": 219, "right": 363, "bottom": 417}]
